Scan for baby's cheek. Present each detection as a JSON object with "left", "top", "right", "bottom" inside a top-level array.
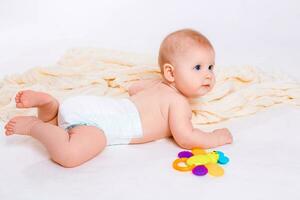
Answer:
[{"left": 212, "top": 78, "right": 216, "bottom": 87}]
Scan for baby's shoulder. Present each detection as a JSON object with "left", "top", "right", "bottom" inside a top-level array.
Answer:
[
  {"left": 167, "top": 94, "right": 192, "bottom": 121},
  {"left": 155, "top": 83, "right": 191, "bottom": 110},
  {"left": 168, "top": 93, "right": 191, "bottom": 110}
]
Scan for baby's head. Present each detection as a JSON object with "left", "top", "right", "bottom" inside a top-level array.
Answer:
[{"left": 158, "top": 29, "right": 216, "bottom": 98}]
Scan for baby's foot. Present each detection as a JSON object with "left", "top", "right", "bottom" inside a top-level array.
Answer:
[
  {"left": 15, "top": 90, "right": 53, "bottom": 108},
  {"left": 212, "top": 128, "right": 233, "bottom": 146},
  {"left": 4, "top": 116, "right": 42, "bottom": 136}
]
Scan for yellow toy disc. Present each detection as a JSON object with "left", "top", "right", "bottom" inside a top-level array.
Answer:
[
  {"left": 173, "top": 158, "right": 194, "bottom": 172},
  {"left": 187, "top": 155, "right": 211, "bottom": 166},
  {"left": 205, "top": 163, "right": 224, "bottom": 177},
  {"left": 191, "top": 147, "right": 206, "bottom": 155},
  {"left": 207, "top": 151, "right": 219, "bottom": 163}
]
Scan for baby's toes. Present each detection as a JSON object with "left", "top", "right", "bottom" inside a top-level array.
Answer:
[
  {"left": 15, "top": 91, "right": 23, "bottom": 101},
  {"left": 5, "top": 128, "right": 14, "bottom": 136},
  {"left": 4, "top": 117, "right": 23, "bottom": 135},
  {"left": 7, "top": 123, "right": 15, "bottom": 129},
  {"left": 4, "top": 120, "right": 15, "bottom": 128},
  {"left": 4, "top": 124, "right": 14, "bottom": 132},
  {"left": 15, "top": 92, "right": 25, "bottom": 107},
  {"left": 5, "top": 125, "right": 13, "bottom": 131},
  {"left": 16, "top": 95, "right": 30, "bottom": 108},
  {"left": 4, "top": 123, "right": 14, "bottom": 135}
]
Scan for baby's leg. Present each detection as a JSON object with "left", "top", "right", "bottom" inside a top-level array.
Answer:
[
  {"left": 15, "top": 90, "right": 59, "bottom": 125},
  {"left": 4, "top": 116, "right": 106, "bottom": 168}
]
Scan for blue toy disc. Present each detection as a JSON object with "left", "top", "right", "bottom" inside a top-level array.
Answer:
[
  {"left": 218, "top": 156, "right": 229, "bottom": 165},
  {"left": 215, "top": 151, "right": 225, "bottom": 157}
]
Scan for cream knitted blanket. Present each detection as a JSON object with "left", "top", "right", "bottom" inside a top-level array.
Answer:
[{"left": 0, "top": 48, "right": 299, "bottom": 128}]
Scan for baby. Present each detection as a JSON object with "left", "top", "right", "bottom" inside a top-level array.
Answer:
[{"left": 4, "top": 29, "right": 233, "bottom": 168}]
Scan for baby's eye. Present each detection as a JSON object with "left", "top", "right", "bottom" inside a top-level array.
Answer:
[
  {"left": 194, "top": 64, "right": 201, "bottom": 71},
  {"left": 208, "top": 65, "right": 214, "bottom": 70}
]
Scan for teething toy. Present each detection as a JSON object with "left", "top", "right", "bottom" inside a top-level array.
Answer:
[
  {"left": 178, "top": 151, "right": 193, "bottom": 158},
  {"left": 172, "top": 147, "right": 230, "bottom": 177},
  {"left": 172, "top": 157, "right": 195, "bottom": 171},
  {"left": 205, "top": 163, "right": 224, "bottom": 176},
  {"left": 191, "top": 147, "right": 206, "bottom": 155},
  {"left": 186, "top": 151, "right": 219, "bottom": 166},
  {"left": 192, "top": 165, "right": 208, "bottom": 176}
]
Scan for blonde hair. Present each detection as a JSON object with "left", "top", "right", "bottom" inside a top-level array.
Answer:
[{"left": 158, "top": 28, "right": 214, "bottom": 75}]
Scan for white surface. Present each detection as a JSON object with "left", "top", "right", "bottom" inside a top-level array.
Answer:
[
  {"left": 1, "top": 104, "right": 300, "bottom": 200},
  {"left": 0, "top": 0, "right": 300, "bottom": 199}
]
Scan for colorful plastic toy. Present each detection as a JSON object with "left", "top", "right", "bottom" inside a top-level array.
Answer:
[{"left": 172, "top": 147, "right": 230, "bottom": 177}]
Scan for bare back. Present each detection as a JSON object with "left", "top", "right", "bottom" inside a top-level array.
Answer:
[{"left": 128, "top": 81, "right": 179, "bottom": 144}]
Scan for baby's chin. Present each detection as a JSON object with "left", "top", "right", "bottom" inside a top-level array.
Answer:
[{"left": 190, "top": 86, "right": 212, "bottom": 98}]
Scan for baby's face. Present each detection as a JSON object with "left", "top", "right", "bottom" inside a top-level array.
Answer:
[{"left": 172, "top": 45, "right": 216, "bottom": 98}]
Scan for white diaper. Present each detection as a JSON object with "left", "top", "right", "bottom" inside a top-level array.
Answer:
[{"left": 57, "top": 95, "right": 143, "bottom": 146}]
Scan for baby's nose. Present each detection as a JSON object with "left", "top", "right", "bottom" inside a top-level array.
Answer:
[{"left": 205, "top": 72, "right": 213, "bottom": 80}]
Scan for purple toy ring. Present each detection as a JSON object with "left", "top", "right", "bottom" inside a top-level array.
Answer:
[
  {"left": 178, "top": 151, "right": 194, "bottom": 158},
  {"left": 192, "top": 165, "right": 208, "bottom": 176}
]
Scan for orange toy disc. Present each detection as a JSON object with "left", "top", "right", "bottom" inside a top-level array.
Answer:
[
  {"left": 191, "top": 147, "right": 207, "bottom": 155},
  {"left": 172, "top": 158, "right": 195, "bottom": 172},
  {"left": 205, "top": 163, "right": 224, "bottom": 177}
]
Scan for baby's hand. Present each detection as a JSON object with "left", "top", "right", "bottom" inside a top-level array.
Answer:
[{"left": 212, "top": 128, "right": 233, "bottom": 146}]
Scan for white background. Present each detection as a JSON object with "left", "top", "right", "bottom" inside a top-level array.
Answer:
[
  {"left": 0, "top": 1, "right": 300, "bottom": 200},
  {"left": 0, "top": 0, "right": 299, "bottom": 78}
]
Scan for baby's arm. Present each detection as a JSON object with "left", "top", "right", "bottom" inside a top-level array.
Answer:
[
  {"left": 169, "top": 97, "right": 233, "bottom": 149},
  {"left": 128, "top": 79, "right": 161, "bottom": 96}
]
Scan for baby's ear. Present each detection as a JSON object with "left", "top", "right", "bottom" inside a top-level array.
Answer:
[{"left": 163, "top": 63, "right": 175, "bottom": 82}]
